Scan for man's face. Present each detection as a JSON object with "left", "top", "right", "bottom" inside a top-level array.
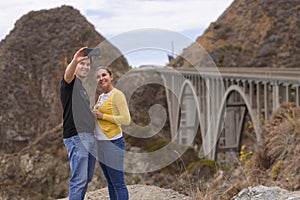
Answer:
[{"left": 75, "top": 58, "right": 90, "bottom": 79}]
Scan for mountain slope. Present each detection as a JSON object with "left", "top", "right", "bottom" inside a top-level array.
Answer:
[{"left": 169, "top": 0, "right": 300, "bottom": 68}]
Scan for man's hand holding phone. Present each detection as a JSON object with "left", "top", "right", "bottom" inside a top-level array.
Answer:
[{"left": 84, "top": 48, "right": 101, "bottom": 57}]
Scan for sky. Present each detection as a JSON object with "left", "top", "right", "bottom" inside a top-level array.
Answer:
[{"left": 0, "top": 0, "right": 234, "bottom": 67}]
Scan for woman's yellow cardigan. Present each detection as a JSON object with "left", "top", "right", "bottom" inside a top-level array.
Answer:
[{"left": 94, "top": 88, "right": 131, "bottom": 139}]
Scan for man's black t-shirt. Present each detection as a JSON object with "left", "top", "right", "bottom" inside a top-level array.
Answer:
[{"left": 60, "top": 77, "right": 95, "bottom": 138}]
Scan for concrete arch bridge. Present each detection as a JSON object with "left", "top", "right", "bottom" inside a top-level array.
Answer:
[{"left": 153, "top": 67, "right": 300, "bottom": 160}]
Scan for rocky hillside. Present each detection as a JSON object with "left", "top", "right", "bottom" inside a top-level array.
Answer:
[
  {"left": 0, "top": 124, "right": 69, "bottom": 199},
  {"left": 169, "top": 0, "right": 300, "bottom": 68},
  {"left": 0, "top": 5, "right": 129, "bottom": 153}
]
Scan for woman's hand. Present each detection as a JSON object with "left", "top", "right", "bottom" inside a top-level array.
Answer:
[{"left": 93, "top": 109, "right": 103, "bottom": 119}]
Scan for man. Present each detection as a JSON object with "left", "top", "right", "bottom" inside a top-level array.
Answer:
[{"left": 60, "top": 47, "right": 96, "bottom": 200}]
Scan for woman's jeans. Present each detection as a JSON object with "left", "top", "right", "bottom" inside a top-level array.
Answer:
[
  {"left": 63, "top": 133, "right": 96, "bottom": 200},
  {"left": 96, "top": 137, "right": 128, "bottom": 200}
]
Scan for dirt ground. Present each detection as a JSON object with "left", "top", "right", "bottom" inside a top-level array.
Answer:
[{"left": 57, "top": 184, "right": 192, "bottom": 200}]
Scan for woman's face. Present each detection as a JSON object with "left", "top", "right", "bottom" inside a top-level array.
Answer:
[{"left": 96, "top": 69, "right": 113, "bottom": 92}]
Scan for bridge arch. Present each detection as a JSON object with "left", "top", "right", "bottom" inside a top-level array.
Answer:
[
  {"left": 176, "top": 80, "right": 204, "bottom": 147},
  {"left": 214, "top": 85, "right": 262, "bottom": 159}
]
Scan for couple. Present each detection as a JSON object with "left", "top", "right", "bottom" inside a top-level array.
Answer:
[{"left": 60, "top": 47, "right": 131, "bottom": 200}]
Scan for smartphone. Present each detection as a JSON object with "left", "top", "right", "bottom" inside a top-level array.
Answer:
[{"left": 83, "top": 48, "right": 101, "bottom": 57}]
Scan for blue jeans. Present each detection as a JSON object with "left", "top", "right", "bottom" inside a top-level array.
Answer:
[
  {"left": 96, "top": 137, "right": 128, "bottom": 200},
  {"left": 63, "top": 133, "right": 96, "bottom": 200}
]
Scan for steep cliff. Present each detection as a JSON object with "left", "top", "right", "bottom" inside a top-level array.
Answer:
[{"left": 169, "top": 0, "right": 300, "bottom": 68}]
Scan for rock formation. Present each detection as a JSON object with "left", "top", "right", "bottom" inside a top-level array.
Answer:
[{"left": 169, "top": 0, "right": 300, "bottom": 68}]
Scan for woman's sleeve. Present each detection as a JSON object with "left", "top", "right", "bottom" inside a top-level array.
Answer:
[{"left": 102, "top": 91, "right": 131, "bottom": 125}]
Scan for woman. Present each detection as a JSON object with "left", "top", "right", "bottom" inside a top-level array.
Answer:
[{"left": 93, "top": 67, "right": 131, "bottom": 200}]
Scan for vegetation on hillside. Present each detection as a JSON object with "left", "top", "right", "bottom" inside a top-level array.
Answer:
[{"left": 187, "top": 102, "right": 300, "bottom": 199}]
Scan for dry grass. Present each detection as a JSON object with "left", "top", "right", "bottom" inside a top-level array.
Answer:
[{"left": 186, "top": 103, "right": 300, "bottom": 199}]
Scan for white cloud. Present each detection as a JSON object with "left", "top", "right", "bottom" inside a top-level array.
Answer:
[
  {"left": 0, "top": 0, "right": 234, "bottom": 66},
  {"left": 85, "top": 0, "right": 233, "bottom": 39}
]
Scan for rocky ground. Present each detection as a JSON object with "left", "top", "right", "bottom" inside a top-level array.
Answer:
[
  {"left": 232, "top": 185, "right": 300, "bottom": 200},
  {"left": 57, "top": 184, "right": 192, "bottom": 200},
  {"left": 57, "top": 184, "right": 300, "bottom": 200}
]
